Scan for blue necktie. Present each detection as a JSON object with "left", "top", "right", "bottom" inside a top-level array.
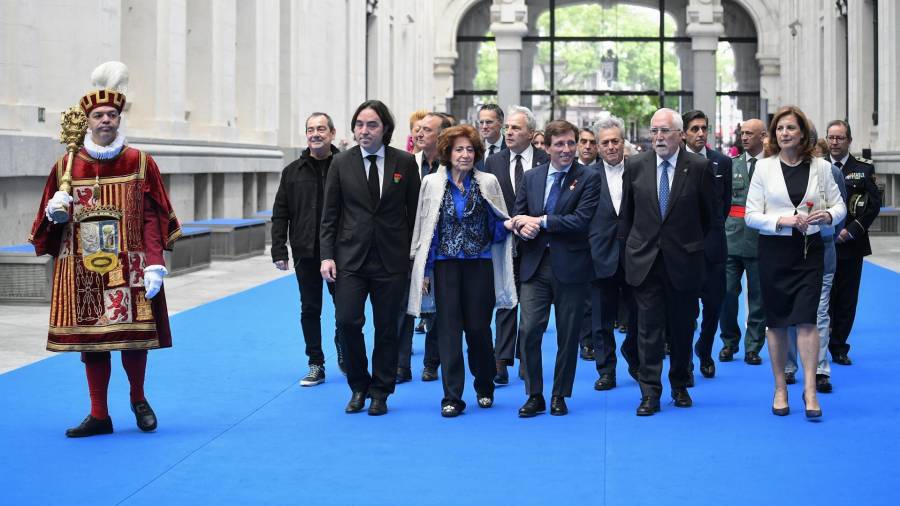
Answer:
[
  {"left": 659, "top": 160, "right": 670, "bottom": 217},
  {"left": 544, "top": 171, "right": 566, "bottom": 214}
]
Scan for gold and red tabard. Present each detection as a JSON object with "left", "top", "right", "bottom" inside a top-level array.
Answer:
[{"left": 29, "top": 146, "right": 181, "bottom": 352}]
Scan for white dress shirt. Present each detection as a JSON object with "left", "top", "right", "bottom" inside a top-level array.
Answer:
[
  {"left": 508, "top": 144, "right": 534, "bottom": 195},
  {"left": 603, "top": 159, "right": 625, "bottom": 215},
  {"left": 360, "top": 145, "right": 386, "bottom": 195},
  {"left": 485, "top": 136, "right": 504, "bottom": 156}
]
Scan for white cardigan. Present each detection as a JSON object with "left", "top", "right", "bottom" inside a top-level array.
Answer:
[
  {"left": 745, "top": 155, "right": 847, "bottom": 236},
  {"left": 406, "top": 167, "right": 517, "bottom": 317}
]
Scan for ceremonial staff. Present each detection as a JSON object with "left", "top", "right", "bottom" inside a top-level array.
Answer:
[{"left": 49, "top": 106, "right": 88, "bottom": 223}]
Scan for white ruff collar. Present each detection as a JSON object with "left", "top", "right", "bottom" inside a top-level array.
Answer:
[{"left": 84, "top": 132, "right": 126, "bottom": 160}]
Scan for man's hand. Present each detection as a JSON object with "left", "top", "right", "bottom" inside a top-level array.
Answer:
[
  {"left": 422, "top": 276, "right": 430, "bottom": 295},
  {"left": 320, "top": 259, "right": 337, "bottom": 282},
  {"left": 836, "top": 229, "right": 852, "bottom": 243},
  {"left": 274, "top": 260, "right": 288, "bottom": 271},
  {"left": 512, "top": 215, "right": 542, "bottom": 240}
]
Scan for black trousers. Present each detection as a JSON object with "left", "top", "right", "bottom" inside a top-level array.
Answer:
[
  {"left": 493, "top": 255, "right": 521, "bottom": 365},
  {"left": 829, "top": 255, "right": 864, "bottom": 356},
  {"left": 295, "top": 258, "right": 337, "bottom": 366},
  {"left": 397, "top": 283, "right": 440, "bottom": 370},
  {"left": 334, "top": 251, "right": 406, "bottom": 399},
  {"left": 592, "top": 266, "right": 638, "bottom": 375},
  {"left": 518, "top": 251, "right": 588, "bottom": 398},
  {"left": 694, "top": 260, "right": 726, "bottom": 364},
  {"left": 633, "top": 255, "right": 699, "bottom": 399},
  {"left": 434, "top": 259, "right": 496, "bottom": 409}
]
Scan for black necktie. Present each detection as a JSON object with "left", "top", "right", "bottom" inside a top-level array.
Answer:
[
  {"left": 514, "top": 154, "right": 524, "bottom": 193},
  {"left": 366, "top": 154, "right": 380, "bottom": 206},
  {"left": 834, "top": 161, "right": 843, "bottom": 169},
  {"left": 748, "top": 157, "right": 756, "bottom": 179},
  {"left": 489, "top": 145, "right": 496, "bottom": 157}
]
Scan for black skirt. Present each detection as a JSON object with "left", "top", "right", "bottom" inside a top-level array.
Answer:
[{"left": 758, "top": 231, "right": 824, "bottom": 327}]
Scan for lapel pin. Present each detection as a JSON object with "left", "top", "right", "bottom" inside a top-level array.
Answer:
[{"left": 569, "top": 179, "right": 578, "bottom": 191}]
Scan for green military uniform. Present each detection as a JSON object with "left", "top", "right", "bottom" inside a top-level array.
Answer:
[{"left": 719, "top": 152, "right": 766, "bottom": 355}]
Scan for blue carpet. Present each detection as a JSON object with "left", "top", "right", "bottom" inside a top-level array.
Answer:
[{"left": 1, "top": 262, "right": 898, "bottom": 505}]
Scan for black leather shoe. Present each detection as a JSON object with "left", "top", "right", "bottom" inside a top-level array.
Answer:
[
  {"left": 594, "top": 373, "right": 616, "bottom": 391},
  {"left": 579, "top": 346, "right": 595, "bottom": 361},
  {"left": 345, "top": 391, "right": 366, "bottom": 414},
  {"left": 832, "top": 353, "right": 852, "bottom": 366},
  {"left": 699, "top": 359, "right": 715, "bottom": 378},
  {"left": 664, "top": 342, "right": 671, "bottom": 356},
  {"left": 816, "top": 374, "right": 833, "bottom": 393},
  {"left": 395, "top": 367, "right": 412, "bottom": 384},
  {"left": 685, "top": 371, "right": 695, "bottom": 388},
  {"left": 65, "top": 415, "right": 113, "bottom": 438},
  {"left": 636, "top": 396, "right": 660, "bottom": 416},
  {"left": 550, "top": 396, "right": 568, "bottom": 416},
  {"left": 671, "top": 387, "right": 693, "bottom": 408},
  {"left": 368, "top": 397, "right": 388, "bottom": 416},
  {"left": 518, "top": 395, "right": 546, "bottom": 418},
  {"left": 414, "top": 319, "right": 427, "bottom": 334},
  {"left": 718, "top": 346, "right": 736, "bottom": 362},
  {"left": 784, "top": 371, "right": 797, "bottom": 384},
  {"left": 131, "top": 400, "right": 157, "bottom": 432},
  {"left": 422, "top": 367, "right": 439, "bottom": 382},
  {"left": 494, "top": 361, "right": 509, "bottom": 385},
  {"left": 744, "top": 351, "right": 762, "bottom": 365}
]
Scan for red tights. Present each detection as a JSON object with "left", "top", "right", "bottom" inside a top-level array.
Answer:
[{"left": 82, "top": 350, "right": 148, "bottom": 419}]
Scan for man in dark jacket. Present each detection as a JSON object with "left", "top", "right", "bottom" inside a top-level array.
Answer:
[{"left": 272, "top": 112, "right": 342, "bottom": 387}]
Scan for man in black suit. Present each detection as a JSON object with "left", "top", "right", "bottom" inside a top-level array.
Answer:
[
  {"left": 482, "top": 105, "right": 549, "bottom": 384},
  {"left": 682, "top": 110, "right": 733, "bottom": 379},
  {"left": 511, "top": 119, "right": 601, "bottom": 417},
  {"left": 826, "top": 120, "right": 881, "bottom": 365},
  {"left": 479, "top": 104, "right": 507, "bottom": 157},
  {"left": 621, "top": 108, "right": 717, "bottom": 416},
  {"left": 320, "top": 100, "right": 421, "bottom": 416},
  {"left": 586, "top": 116, "right": 639, "bottom": 391}
]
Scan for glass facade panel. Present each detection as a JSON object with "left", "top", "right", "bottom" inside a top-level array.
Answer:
[
  {"left": 548, "top": 3, "right": 667, "bottom": 38},
  {"left": 553, "top": 42, "right": 660, "bottom": 92}
]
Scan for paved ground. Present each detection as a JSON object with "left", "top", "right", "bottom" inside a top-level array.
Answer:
[
  {"left": 0, "top": 248, "right": 290, "bottom": 374},
  {"left": 2, "top": 237, "right": 898, "bottom": 375}
]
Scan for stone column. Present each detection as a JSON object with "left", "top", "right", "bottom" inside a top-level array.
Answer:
[
  {"left": 686, "top": 0, "right": 724, "bottom": 144},
  {"left": 490, "top": 0, "right": 528, "bottom": 111}
]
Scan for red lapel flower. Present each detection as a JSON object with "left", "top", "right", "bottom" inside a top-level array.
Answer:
[{"left": 393, "top": 171, "right": 402, "bottom": 183}]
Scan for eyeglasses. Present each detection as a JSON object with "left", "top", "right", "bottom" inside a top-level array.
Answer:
[
  {"left": 649, "top": 127, "right": 679, "bottom": 135},
  {"left": 826, "top": 135, "right": 848, "bottom": 142},
  {"left": 478, "top": 120, "right": 496, "bottom": 126}
]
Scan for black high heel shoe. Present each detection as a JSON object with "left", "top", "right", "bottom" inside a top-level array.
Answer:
[
  {"left": 772, "top": 391, "right": 789, "bottom": 416},
  {"left": 802, "top": 392, "right": 822, "bottom": 419}
]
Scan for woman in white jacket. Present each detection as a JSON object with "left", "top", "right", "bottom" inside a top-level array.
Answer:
[
  {"left": 407, "top": 124, "right": 517, "bottom": 417},
  {"left": 745, "top": 106, "right": 846, "bottom": 419}
]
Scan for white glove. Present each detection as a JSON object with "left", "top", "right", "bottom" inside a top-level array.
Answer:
[
  {"left": 143, "top": 265, "right": 168, "bottom": 299},
  {"left": 44, "top": 191, "right": 73, "bottom": 223}
]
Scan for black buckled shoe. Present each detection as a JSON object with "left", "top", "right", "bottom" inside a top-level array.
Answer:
[
  {"left": 579, "top": 345, "right": 595, "bottom": 361},
  {"left": 784, "top": 371, "right": 797, "bottom": 384},
  {"left": 832, "top": 353, "right": 852, "bottom": 366},
  {"left": 368, "top": 397, "right": 388, "bottom": 416},
  {"left": 131, "top": 400, "right": 158, "bottom": 432},
  {"left": 65, "top": 415, "right": 113, "bottom": 438},
  {"left": 421, "top": 367, "right": 439, "bottom": 382},
  {"left": 395, "top": 367, "right": 412, "bottom": 384}
]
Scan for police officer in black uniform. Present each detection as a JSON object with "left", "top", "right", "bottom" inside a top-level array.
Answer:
[{"left": 825, "top": 120, "right": 880, "bottom": 365}]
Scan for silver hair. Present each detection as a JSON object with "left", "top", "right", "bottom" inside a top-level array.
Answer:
[
  {"left": 653, "top": 108, "right": 684, "bottom": 131},
  {"left": 594, "top": 116, "right": 626, "bottom": 139},
  {"left": 506, "top": 105, "right": 537, "bottom": 131}
]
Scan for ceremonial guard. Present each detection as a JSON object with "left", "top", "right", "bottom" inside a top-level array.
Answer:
[{"left": 29, "top": 62, "right": 181, "bottom": 437}]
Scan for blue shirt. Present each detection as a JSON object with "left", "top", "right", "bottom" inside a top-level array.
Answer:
[{"left": 426, "top": 171, "right": 509, "bottom": 274}]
